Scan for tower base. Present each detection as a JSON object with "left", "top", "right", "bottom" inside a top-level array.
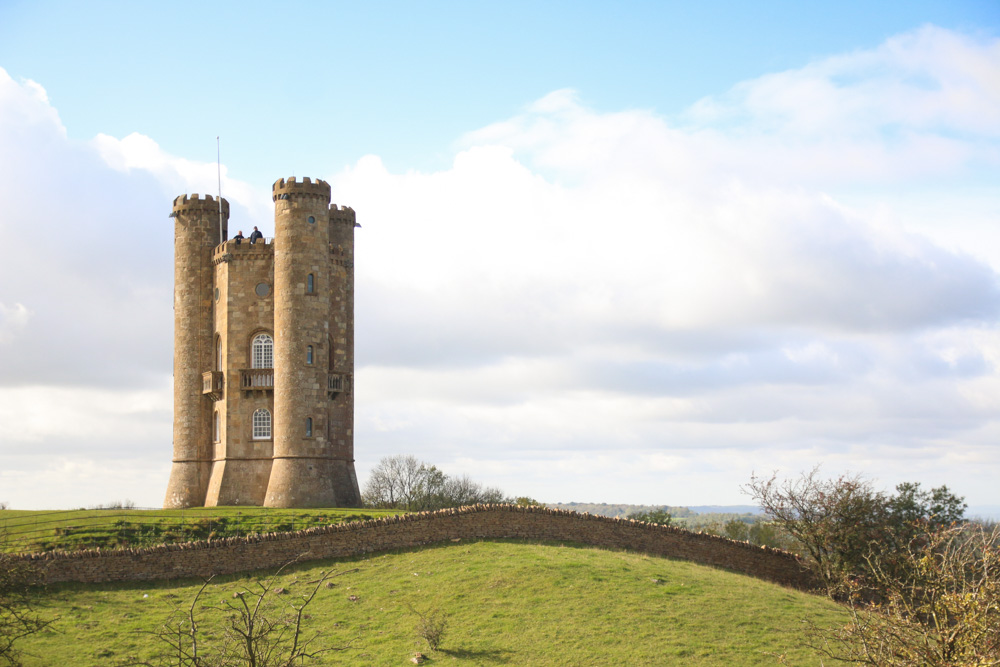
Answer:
[
  {"left": 163, "top": 461, "right": 210, "bottom": 509},
  {"left": 204, "top": 459, "right": 273, "bottom": 506},
  {"left": 264, "top": 457, "right": 361, "bottom": 508}
]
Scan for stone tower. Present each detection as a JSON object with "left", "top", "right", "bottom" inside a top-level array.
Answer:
[{"left": 164, "top": 177, "right": 361, "bottom": 509}]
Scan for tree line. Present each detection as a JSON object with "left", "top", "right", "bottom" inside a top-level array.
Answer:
[{"left": 361, "top": 454, "right": 537, "bottom": 511}]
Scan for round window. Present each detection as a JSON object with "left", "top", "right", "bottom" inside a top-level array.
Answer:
[
  {"left": 307, "top": 215, "right": 316, "bottom": 224},
  {"left": 255, "top": 283, "right": 270, "bottom": 297}
]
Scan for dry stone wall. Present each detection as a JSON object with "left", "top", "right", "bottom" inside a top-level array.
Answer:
[{"left": 19, "top": 505, "right": 817, "bottom": 590}]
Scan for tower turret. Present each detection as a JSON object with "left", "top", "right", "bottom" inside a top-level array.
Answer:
[
  {"left": 327, "top": 203, "right": 361, "bottom": 505},
  {"left": 265, "top": 177, "right": 342, "bottom": 507},
  {"left": 164, "top": 194, "right": 229, "bottom": 508}
]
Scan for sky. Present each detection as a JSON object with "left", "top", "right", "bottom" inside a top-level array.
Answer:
[{"left": 1, "top": 1, "right": 999, "bottom": 512}]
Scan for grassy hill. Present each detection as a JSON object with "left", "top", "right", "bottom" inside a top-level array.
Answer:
[{"left": 17, "top": 539, "right": 845, "bottom": 666}]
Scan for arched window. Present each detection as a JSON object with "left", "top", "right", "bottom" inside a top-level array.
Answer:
[
  {"left": 307, "top": 273, "right": 315, "bottom": 293},
  {"left": 214, "top": 411, "right": 220, "bottom": 442},
  {"left": 306, "top": 345, "right": 313, "bottom": 365},
  {"left": 252, "top": 409, "right": 271, "bottom": 440},
  {"left": 306, "top": 417, "right": 313, "bottom": 438},
  {"left": 215, "top": 336, "right": 223, "bottom": 372},
  {"left": 251, "top": 333, "right": 273, "bottom": 369}
]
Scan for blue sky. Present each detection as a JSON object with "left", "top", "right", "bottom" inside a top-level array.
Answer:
[
  {"left": 3, "top": 0, "right": 996, "bottom": 179},
  {"left": 1, "top": 1, "right": 999, "bottom": 511}
]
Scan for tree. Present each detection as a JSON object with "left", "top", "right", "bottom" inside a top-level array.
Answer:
[
  {"left": 888, "top": 481, "right": 966, "bottom": 533},
  {"left": 744, "top": 468, "right": 891, "bottom": 592},
  {"left": 0, "top": 538, "right": 52, "bottom": 666},
  {"left": 744, "top": 468, "right": 966, "bottom": 594},
  {"left": 362, "top": 455, "right": 427, "bottom": 509},
  {"left": 362, "top": 455, "right": 510, "bottom": 511},
  {"left": 809, "top": 523, "right": 1000, "bottom": 666}
]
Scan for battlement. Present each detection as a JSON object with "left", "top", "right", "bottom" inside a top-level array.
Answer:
[
  {"left": 329, "top": 204, "right": 356, "bottom": 225},
  {"left": 272, "top": 176, "right": 331, "bottom": 202},
  {"left": 172, "top": 193, "right": 230, "bottom": 216}
]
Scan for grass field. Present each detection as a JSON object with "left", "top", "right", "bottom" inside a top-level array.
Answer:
[
  {"left": 0, "top": 507, "right": 404, "bottom": 553},
  {"left": 16, "top": 540, "right": 846, "bottom": 666}
]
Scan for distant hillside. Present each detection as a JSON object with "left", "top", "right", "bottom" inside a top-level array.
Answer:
[
  {"left": 968, "top": 505, "right": 1000, "bottom": 520},
  {"left": 546, "top": 503, "right": 762, "bottom": 518},
  {"left": 545, "top": 503, "right": 697, "bottom": 518},
  {"left": 687, "top": 505, "right": 763, "bottom": 515}
]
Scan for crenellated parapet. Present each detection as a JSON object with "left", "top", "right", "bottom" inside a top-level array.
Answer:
[
  {"left": 271, "top": 176, "right": 331, "bottom": 202},
  {"left": 172, "top": 193, "right": 230, "bottom": 216},
  {"left": 329, "top": 204, "right": 356, "bottom": 225}
]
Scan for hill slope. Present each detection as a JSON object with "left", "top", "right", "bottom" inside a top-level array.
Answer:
[{"left": 22, "top": 540, "right": 844, "bottom": 665}]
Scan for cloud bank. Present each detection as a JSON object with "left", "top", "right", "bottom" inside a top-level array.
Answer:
[{"left": 1, "top": 25, "right": 999, "bottom": 508}]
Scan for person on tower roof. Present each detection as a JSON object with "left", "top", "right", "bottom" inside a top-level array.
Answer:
[
  {"left": 234, "top": 230, "right": 245, "bottom": 245},
  {"left": 249, "top": 226, "right": 263, "bottom": 244}
]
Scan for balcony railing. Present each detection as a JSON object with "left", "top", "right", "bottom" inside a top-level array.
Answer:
[
  {"left": 202, "top": 371, "right": 224, "bottom": 401},
  {"left": 240, "top": 368, "right": 274, "bottom": 394},
  {"left": 328, "top": 372, "right": 351, "bottom": 398}
]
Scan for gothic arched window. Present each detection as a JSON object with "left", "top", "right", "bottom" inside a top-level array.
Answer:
[
  {"left": 251, "top": 333, "right": 273, "bottom": 369},
  {"left": 252, "top": 409, "right": 271, "bottom": 440}
]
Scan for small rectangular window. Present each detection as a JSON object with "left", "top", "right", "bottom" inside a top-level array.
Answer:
[
  {"left": 306, "top": 417, "right": 313, "bottom": 437},
  {"left": 307, "top": 345, "right": 314, "bottom": 364}
]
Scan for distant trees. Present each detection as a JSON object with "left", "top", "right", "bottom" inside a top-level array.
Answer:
[
  {"left": 363, "top": 455, "right": 509, "bottom": 511},
  {"left": 626, "top": 509, "right": 673, "bottom": 526}
]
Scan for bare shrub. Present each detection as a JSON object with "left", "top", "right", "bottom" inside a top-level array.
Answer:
[
  {"left": 133, "top": 564, "right": 357, "bottom": 666},
  {"left": 411, "top": 606, "right": 447, "bottom": 651},
  {"left": 0, "top": 530, "right": 52, "bottom": 666},
  {"left": 808, "top": 523, "right": 1000, "bottom": 666}
]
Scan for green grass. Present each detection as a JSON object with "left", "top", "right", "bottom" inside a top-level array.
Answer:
[
  {"left": 18, "top": 540, "right": 847, "bottom": 665},
  {"left": 0, "top": 507, "right": 403, "bottom": 553}
]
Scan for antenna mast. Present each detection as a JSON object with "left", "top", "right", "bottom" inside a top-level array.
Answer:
[{"left": 217, "top": 136, "right": 223, "bottom": 242}]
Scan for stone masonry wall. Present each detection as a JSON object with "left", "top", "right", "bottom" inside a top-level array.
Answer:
[{"left": 20, "top": 506, "right": 817, "bottom": 590}]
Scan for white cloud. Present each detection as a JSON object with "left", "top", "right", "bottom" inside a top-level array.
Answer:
[
  {"left": 337, "top": 26, "right": 1000, "bottom": 506},
  {"left": 0, "top": 302, "right": 31, "bottom": 343},
  {"left": 92, "top": 132, "right": 273, "bottom": 224}
]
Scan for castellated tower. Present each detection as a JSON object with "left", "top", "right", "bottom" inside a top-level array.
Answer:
[{"left": 163, "top": 178, "right": 361, "bottom": 509}]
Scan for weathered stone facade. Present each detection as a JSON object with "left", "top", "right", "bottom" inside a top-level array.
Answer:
[
  {"left": 163, "top": 178, "right": 361, "bottom": 509},
  {"left": 20, "top": 505, "right": 818, "bottom": 590}
]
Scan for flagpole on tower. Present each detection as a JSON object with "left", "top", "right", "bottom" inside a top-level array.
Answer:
[{"left": 217, "top": 136, "right": 223, "bottom": 242}]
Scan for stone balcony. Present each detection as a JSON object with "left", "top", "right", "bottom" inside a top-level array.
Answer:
[
  {"left": 328, "top": 372, "right": 351, "bottom": 398},
  {"left": 202, "top": 371, "right": 224, "bottom": 401},
  {"left": 240, "top": 368, "right": 274, "bottom": 396}
]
